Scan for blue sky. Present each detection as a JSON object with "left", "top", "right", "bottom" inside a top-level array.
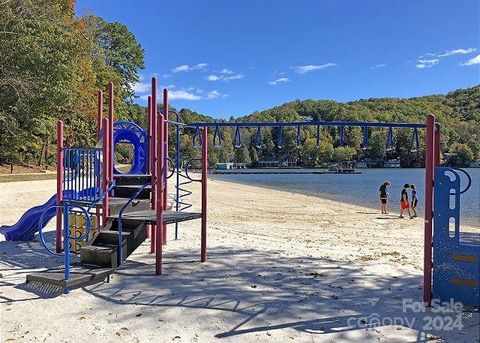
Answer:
[{"left": 76, "top": 0, "right": 479, "bottom": 118}]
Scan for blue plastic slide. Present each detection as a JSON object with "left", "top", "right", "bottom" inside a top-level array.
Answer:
[{"left": 0, "top": 194, "right": 58, "bottom": 241}]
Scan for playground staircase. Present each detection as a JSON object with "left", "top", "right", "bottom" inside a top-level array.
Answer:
[
  {"left": 26, "top": 173, "right": 201, "bottom": 292},
  {"left": 80, "top": 219, "right": 147, "bottom": 268},
  {"left": 26, "top": 174, "right": 152, "bottom": 290},
  {"left": 113, "top": 174, "right": 152, "bottom": 199}
]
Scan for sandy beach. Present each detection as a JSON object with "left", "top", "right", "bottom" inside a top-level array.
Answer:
[{"left": 0, "top": 177, "right": 479, "bottom": 342}]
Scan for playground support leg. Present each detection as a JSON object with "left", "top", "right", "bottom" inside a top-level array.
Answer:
[
  {"left": 434, "top": 124, "right": 441, "bottom": 167},
  {"left": 97, "top": 90, "right": 103, "bottom": 139},
  {"left": 423, "top": 114, "right": 435, "bottom": 305},
  {"left": 162, "top": 88, "right": 169, "bottom": 245},
  {"left": 151, "top": 78, "right": 158, "bottom": 254},
  {"left": 156, "top": 110, "right": 165, "bottom": 275},
  {"left": 146, "top": 96, "right": 152, "bottom": 239},
  {"left": 63, "top": 203, "right": 70, "bottom": 294},
  {"left": 201, "top": 127, "right": 207, "bottom": 262},
  {"left": 56, "top": 120, "right": 64, "bottom": 253},
  {"left": 102, "top": 118, "right": 110, "bottom": 226},
  {"left": 108, "top": 82, "right": 114, "bottom": 181}
]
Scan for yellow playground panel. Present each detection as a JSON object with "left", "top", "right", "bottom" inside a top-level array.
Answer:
[{"left": 68, "top": 213, "right": 97, "bottom": 253}]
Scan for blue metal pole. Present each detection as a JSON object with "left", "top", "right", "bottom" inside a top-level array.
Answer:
[
  {"left": 175, "top": 114, "right": 180, "bottom": 239},
  {"left": 63, "top": 203, "right": 70, "bottom": 294},
  {"left": 187, "top": 121, "right": 427, "bottom": 129}
]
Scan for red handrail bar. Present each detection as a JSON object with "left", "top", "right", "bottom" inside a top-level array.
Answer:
[
  {"left": 97, "top": 90, "right": 103, "bottom": 138},
  {"left": 162, "top": 88, "right": 169, "bottom": 244},
  {"left": 151, "top": 77, "right": 158, "bottom": 253},
  {"left": 102, "top": 118, "right": 110, "bottom": 226},
  {"left": 108, "top": 82, "right": 114, "bottom": 180},
  {"left": 423, "top": 114, "right": 435, "bottom": 305},
  {"left": 156, "top": 110, "right": 165, "bottom": 275}
]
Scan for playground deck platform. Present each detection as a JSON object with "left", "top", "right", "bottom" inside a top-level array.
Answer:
[
  {"left": 108, "top": 210, "right": 202, "bottom": 225},
  {"left": 26, "top": 264, "right": 113, "bottom": 289}
]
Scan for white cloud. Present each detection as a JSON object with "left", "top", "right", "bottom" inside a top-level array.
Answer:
[
  {"left": 370, "top": 64, "right": 386, "bottom": 69},
  {"left": 132, "top": 80, "right": 150, "bottom": 94},
  {"left": 224, "top": 73, "right": 244, "bottom": 81},
  {"left": 460, "top": 54, "right": 480, "bottom": 66},
  {"left": 207, "top": 90, "right": 220, "bottom": 99},
  {"left": 416, "top": 59, "right": 439, "bottom": 69},
  {"left": 206, "top": 72, "right": 244, "bottom": 82},
  {"left": 206, "top": 74, "right": 223, "bottom": 81},
  {"left": 268, "top": 77, "right": 290, "bottom": 85},
  {"left": 291, "top": 63, "right": 337, "bottom": 74},
  {"left": 219, "top": 68, "right": 234, "bottom": 75},
  {"left": 438, "top": 48, "right": 477, "bottom": 57},
  {"left": 171, "top": 63, "right": 208, "bottom": 73},
  {"left": 169, "top": 90, "right": 202, "bottom": 101},
  {"left": 207, "top": 90, "right": 229, "bottom": 100}
]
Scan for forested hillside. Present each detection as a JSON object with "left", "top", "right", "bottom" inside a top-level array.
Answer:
[
  {"left": 216, "top": 85, "right": 479, "bottom": 168},
  {"left": 0, "top": 0, "right": 145, "bottom": 166},
  {"left": 0, "top": 1, "right": 478, "bottom": 169}
]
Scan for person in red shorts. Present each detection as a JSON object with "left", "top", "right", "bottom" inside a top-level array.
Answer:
[{"left": 400, "top": 184, "right": 413, "bottom": 219}]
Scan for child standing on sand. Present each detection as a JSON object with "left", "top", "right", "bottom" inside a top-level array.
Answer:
[
  {"left": 379, "top": 181, "right": 391, "bottom": 214},
  {"left": 400, "top": 184, "right": 413, "bottom": 219},
  {"left": 410, "top": 184, "right": 418, "bottom": 217}
]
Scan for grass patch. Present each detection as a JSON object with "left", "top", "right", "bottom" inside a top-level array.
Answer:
[{"left": 0, "top": 173, "right": 57, "bottom": 183}]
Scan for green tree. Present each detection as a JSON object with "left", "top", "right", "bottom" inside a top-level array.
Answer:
[
  {"left": 83, "top": 15, "right": 145, "bottom": 104},
  {"left": 448, "top": 143, "right": 474, "bottom": 166},
  {"left": 333, "top": 146, "right": 356, "bottom": 163},
  {"left": 318, "top": 141, "right": 334, "bottom": 164},
  {"left": 235, "top": 146, "right": 251, "bottom": 165},
  {"left": 367, "top": 131, "right": 387, "bottom": 160},
  {"left": 249, "top": 146, "right": 259, "bottom": 167}
]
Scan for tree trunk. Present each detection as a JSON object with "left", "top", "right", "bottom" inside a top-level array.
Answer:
[{"left": 38, "top": 137, "right": 48, "bottom": 166}]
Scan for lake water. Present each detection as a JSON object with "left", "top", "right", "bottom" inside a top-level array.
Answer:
[{"left": 211, "top": 168, "right": 479, "bottom": 226}]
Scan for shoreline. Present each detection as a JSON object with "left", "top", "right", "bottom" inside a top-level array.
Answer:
[{"left": 210, "top": 173, "right": 480, "bottom": 228}]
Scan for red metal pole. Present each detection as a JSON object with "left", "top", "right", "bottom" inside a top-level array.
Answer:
[
  {"left": 102, "top": 118, "right": 110, "bottom": 226},
  {"left": 96, "top": 90, "right": 104, "bottom": 230},
  {"left": 108, "top": 82, "right": 114, "bottom": 179},
  {"left": 97, "top": 90, "right": 103, "bottom": 139},
  {"left": 201, "top": 127, "right": 208, "bottom": 262},
  {"left": 56, "top": 120, "right": 64, "bottom": 253},
  {"left": 151, "top": 78, "right": 157, "bottom": 253},
  {"left": 147, "top": 96, "right": 152, "bottom": 174},
  {"left": 423, "top": 114, "right": 435, "bottom": 305},
  {"left": 162, "top": 88, "right": 169, "bottom": 244},
  {"left": 146, "top": 96, "right": 152, "bottom": 239},
  {"left": 434, "top": 124, "right": 441, "bottom": 167},
  {"left": 156, "top": 109, "right": 165, "bottom": 275}
]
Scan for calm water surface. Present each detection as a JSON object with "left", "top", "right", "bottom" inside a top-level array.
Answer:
[{"left": 211, "top": 168, "right": 479, "bottom": 226}]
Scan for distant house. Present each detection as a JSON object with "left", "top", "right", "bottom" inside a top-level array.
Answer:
[
  {"left": 216, "top": 163, "right": 234, "bottom": 170},
  {"left": 384, "top": 159, "right": 400, "bottom": 168},
  {"left": 259, "top": 156, "right": 298, "bottom": 168},
  {"left": 356, "top": 158, "right": 383, "bottom": 168}
]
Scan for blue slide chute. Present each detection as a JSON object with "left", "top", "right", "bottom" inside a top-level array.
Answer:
[
  {"left": 0, "top": 194, "right": 58, "bottom": 241},
  {"left": 0, "top": 189, "right": 93, "bottom": 241}
]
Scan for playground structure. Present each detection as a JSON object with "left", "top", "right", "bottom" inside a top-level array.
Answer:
[{"left": 0, "top": 78, "right": 477, "bottom": 309}]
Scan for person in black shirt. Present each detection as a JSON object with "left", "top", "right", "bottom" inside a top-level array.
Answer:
[
  {"left": 410, "top": 184, "right": 418, "bottom": 217},
  {"left": 379, "top": 181, "right": 391, "bottom": 214},
  {"left": 400, "top": 184, "right": 413, "bottom": 219}
]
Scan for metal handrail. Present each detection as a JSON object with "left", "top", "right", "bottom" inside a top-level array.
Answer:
[
  {"left": 37, "top": 181, "right": 116, "bottom": 256},
  {"left": 116, "top": 181, "right": 151, "bottom": 266},
  {"left": 86, "top": 181, "right": 116, "bottom": 211},
  {"left": 184, "top": 158, "right": 202, "bottom": 182},
  {"left": 37, "top": 204, "right": 92, "bottom": 256}
]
